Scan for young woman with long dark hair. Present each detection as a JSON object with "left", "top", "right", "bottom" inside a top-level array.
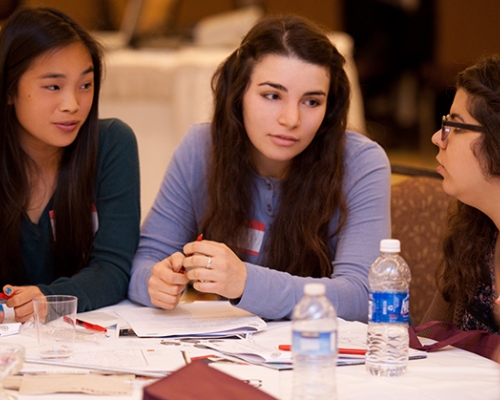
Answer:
[
  {"left": 423, "top": 55, "right": 500, "bottom": 333},
  {"left": 129, "top": 15, "right": 390, "bottom": 321},
  {"left": 0, "top": 7, "right": 140, "bottom": 322}
]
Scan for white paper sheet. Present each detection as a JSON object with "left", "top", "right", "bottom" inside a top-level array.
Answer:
[{"left": 115, "top": 301, "right": 267, "bottom": 338}]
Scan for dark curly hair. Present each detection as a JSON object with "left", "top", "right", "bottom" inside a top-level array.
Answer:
[{"left": 438, "top": 54, "right": 500, "bottom": 303}]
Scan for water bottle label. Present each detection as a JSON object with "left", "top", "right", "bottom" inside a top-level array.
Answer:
[
  {"left": 368, "top": 292, "right": 409, "bottom": 323},
  {"left": 292, "top": 330, "right": 337, "bottom": 356}
]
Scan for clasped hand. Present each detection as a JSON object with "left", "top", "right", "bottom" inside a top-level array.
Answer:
[
  {"left": 148, "top": 239, "right": 247, "bottom": 310},
  {"left": 0, "top": 285, "right": 44, "bottom": 323}
]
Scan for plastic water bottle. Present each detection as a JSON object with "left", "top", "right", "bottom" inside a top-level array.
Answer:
[
  {"left": 366, "top": 239, "right": 411, "bottom": 377},
  {"left": 292, "top": 283, "right": 337, "bottom": 399}
]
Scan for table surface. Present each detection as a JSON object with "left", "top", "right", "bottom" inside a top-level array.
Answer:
[{"left": 1, "top": 300, "right": 499, "bottom": 400}]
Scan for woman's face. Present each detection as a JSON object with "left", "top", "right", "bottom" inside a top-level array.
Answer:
[
  {"left": 242, "top": 54, "right": 330, "bottom": 178},
  {"left": 431, "top": 88, "right": 488, "bottom": 206},
  {"left": 12, "top": 42, "right": 94, "bottom": 159}
]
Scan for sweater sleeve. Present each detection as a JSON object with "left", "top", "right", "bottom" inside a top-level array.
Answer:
[
  {"left": 232, "top": 133, "right": 391, "bottom": 321},
  {"left": 128, "top": 124, "right": 210, "bottom": 307},
  {"left": 38, "top": 119, "right": 141, "bottom": 312}
]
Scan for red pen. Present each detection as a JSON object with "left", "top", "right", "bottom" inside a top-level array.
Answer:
[
  {"left": 63, "top": 316, "right": 107, "bottom": 333},
  {"left": 278, "top": 344, "right": 366, "bottom": 355},
  {"left": 0, "top": 293, "right": 12, "bottom": 304},
  {"left": 339, "top": 348, "right": 366, "bottom": 356},
  {"left": 180, "top": 234, "right": 203, "bottom": 274},
  {"left": 76, "top": 319, "right": 107, "bottom": 333}
]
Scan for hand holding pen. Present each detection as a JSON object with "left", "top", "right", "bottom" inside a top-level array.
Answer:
[
  {"left": 182, "top": 237, "right": 248, "bottom": 300},
  {"left": 148, "top": 251, "right": 189, "bottom": 310},
  {"left": 0, "top": 285, "right": 44, "bottom": 323},
  {"left": 0, "top": 290, "right": 8, "bottom": 324}
]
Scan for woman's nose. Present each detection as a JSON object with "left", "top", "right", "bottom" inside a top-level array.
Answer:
[
  {"left": 431, "top": 129, "right": 445, "bottom": 148},
  {"left": 278, "top": 103, "right": 300, "bottom": 129},
  {"left": 59, "top": 91, "right": 80, "bottom": 113}
]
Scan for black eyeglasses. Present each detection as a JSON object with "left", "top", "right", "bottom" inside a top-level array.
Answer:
[{"left": 441, "top": 115, "right": 484, "bottom": 143}]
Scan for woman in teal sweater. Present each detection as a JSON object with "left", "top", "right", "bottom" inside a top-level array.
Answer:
[{"left": 0, "top": 8, "right": 140, "bottom": 322}]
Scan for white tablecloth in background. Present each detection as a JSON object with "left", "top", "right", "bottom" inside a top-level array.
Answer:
[{"left": 99, "top": 34, "right": 365, "bottom": 220}]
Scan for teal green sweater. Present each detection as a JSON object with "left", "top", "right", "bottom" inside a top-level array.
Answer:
[{"left": 20, "top": 119, "right": 140, "bottom": 312}]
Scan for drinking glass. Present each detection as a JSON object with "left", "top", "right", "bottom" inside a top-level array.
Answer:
[{"left": 33, "top": 295, "right": 77, "bottom": 358}]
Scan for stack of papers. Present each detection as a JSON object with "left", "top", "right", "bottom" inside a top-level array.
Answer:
[
  {"left": 115, "top": 301, "right": 267, "bottom": 338},
  {"left": 195, "top": 339, "right": 292, "bottom": 366}
]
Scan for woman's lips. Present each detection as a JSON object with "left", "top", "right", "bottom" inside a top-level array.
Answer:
[
  {"left": 54, "top": 121, "right": 79, "bottom": 132},
  {"left": 269, "top": 134, "right": 298, "bottom": 147}
]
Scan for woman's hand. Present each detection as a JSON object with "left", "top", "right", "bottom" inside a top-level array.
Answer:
[
  {"left": 182, "top": 239, "right": 247, "bottom": 299},
  {"left": 148, "top": 252, "right": 189, "bottom": 310},
  {"left": 3, "top": 285, "right": 44, "bottom": 323}
]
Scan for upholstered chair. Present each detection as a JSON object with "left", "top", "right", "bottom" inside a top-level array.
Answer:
[{"left": 390, "top": 165, "right": 450, "bottom": 326}]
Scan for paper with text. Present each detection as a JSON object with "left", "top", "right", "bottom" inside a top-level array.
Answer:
[{"left": 116, "top": 301, "right": 267, "bottom": 338}]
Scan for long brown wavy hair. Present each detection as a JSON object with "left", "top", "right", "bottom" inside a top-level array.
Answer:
[
  {"left": 202, "top": 15, "right": 350, "bottom": 278},
  {"left": 438, "top": 55, "right": 500, "bottom": 303},
  {"left": 0, "top": 7, "right": 103, "bottom": 284}
]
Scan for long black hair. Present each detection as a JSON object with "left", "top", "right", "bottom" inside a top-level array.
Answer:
[
  {"left": 203, "top": 15, "right": 350, "bottom": 277},
  {"left": 0, "top": 7, "right": 103, "bottom": 283}
]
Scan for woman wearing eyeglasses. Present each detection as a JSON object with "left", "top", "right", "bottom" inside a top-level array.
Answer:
[{"left": 422, "top": 55, "right": 500, "bottom": 334}]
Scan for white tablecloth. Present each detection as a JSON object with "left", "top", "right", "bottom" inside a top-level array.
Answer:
[
  {"left": 99, "top": 34, "right": 365, "bottom": 221},
  {"left": 1, "top": 301, "right": 499, "bottom": 399}
]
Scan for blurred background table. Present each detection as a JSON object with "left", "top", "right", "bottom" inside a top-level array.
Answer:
[{"left": 99, "top": 33, "right": 365, "bottom": 220}]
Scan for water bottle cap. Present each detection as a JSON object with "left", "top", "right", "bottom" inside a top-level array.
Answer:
[
  {"left": 303, "top": 283, "right": 325, "bottom": 296},
  {"left": 380, "top": 239, "right": 401, "bottom": 253}
]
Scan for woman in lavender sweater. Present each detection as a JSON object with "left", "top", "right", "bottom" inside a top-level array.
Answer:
[{"left": 128, "top": 15, "right": 390, "bottom": 321}]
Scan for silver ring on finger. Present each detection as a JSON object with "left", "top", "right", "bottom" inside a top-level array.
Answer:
[{"left": 206, "top": 256, "right": 212, "bottom": 269}]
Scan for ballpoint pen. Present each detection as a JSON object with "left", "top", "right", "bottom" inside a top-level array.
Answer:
[
  {"left": 0, "top": 292, "right": 12, "bottom": 304},
  {"left": 339, "top": 348, "right": 366, "bottom": 356},
  {"left": 63, "top": 316, "right": 107, "bottom": 333},
  {"left": 278, "top": 344, "right": 366, "bottom": 355},
  {"left": 180, "top": 234, "right": 203, "bottom": 274}
]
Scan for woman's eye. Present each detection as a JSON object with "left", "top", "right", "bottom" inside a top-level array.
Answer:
[
  {"left": 45, "top": 85, "right": 59, "bottom": 91},
  {"left": 81, "top": 82, "right": 93, "bottom": 90},
  {"left": 305, "top": 99, "right": 320, "bottom": 107},
  {"left": 263, "top": 93, "right": 280, "bottom": 100}
]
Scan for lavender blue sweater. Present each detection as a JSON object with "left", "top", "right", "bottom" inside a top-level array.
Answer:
[{"left": 128, "top": 123, "right": 390, "bottom": 321}]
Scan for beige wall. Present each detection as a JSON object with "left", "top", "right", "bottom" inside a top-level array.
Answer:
[
  {"left": 434, "top": 0, "right": 500, "bottom": 85},
  {"left": 23, "top": 0, "right": 106, "bottom": 29},
  {"left": 23, "top": 0, "right": 500, "bottom": 81},
  {"left": 152, "top": 0, "right": 344, "bottom": 32},
  {"left": 266, "top": 0, "right": 343, "bottom": 31},
  {"left": 22, "top": 0, "right": 344, "bottom": 32}
]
